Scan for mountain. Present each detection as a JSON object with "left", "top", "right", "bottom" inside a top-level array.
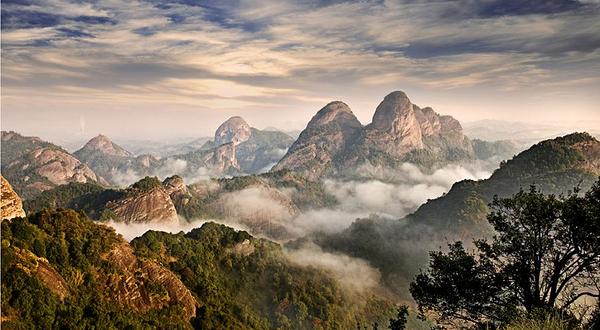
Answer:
[
  {"left": 2, "top": 207, "right": 397, "bottom": 329},
  {"left": 24, "top": 176, "right": 179, "bottom": 225},
  {"left": 1, "top": 131, "right": 109, "bottom": 199},
  {"left": 1, "top": 175, "right": 26, "bottom": 221},
  {"left": 274, "top": 91, "right": 475, "bottom": 180},
  {"left": 200, "top": 117, "right": 295, "bottom": 174},
  {"left": 302, "top": 132, "right": 600, "bottom": 299},
  {"left": 73, "top": 134, "right": 160, "bottom": 186},
  {"left": 1, "top": 208, "right": 196, "bottom": 329},
  {"left": 130, "top": 222, "right": 396, "bottom": 329},
  {"left": 273, "top": 101, "right": 363, "bottom": 180},
  {"left": 78, "top": 134, "right": 132, "bottom": 157},
  {"left": 104, "top": 177, "right": 179, "bottom": 224}
]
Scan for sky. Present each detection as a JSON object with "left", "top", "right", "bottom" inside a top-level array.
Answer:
[{"left": 1, "top": 0, "right": 600, "bottom": 143}]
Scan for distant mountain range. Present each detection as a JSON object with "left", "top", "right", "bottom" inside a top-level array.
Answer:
[
  {"left": 463, "top": 119, "right": 600, "bottom": 146},
  {"left": 2, "top": 91, "right": 528, "bottom": 198}
]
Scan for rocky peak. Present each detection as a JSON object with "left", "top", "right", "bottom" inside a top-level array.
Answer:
[
  {"left": 307, "top": 101, "right": 362, "bottom": 129},
  {"left": 1, "top": 175, "right": 26, "bottom": 221},
  {"left": 81, "top": 134, "right": 132, "bottom": 157},
  {"left": 368, "top": 91, "right": 425, "bottom": 153},
  {"left": 214, "top": 116, "right": 252, "bottom": 147},
  {"left": 371, "top": 91, "right": 419, "bottom": 134}
]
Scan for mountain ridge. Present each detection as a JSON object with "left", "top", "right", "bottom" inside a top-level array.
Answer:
[{"left": 274, "top": 91, "right": 475, "bottom": 180}]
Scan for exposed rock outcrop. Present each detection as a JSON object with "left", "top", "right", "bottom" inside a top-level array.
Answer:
[
  {"left": 273, "top": 101, "right": 363, "bottom": 180},
  {"left": 1, "top": 175, "right": 26, "bottom": 221},
  {"left": 214, "top": 116, "right": 252, "bottom": 147},
  {"left": 37, "top": 258, "right": 71, "bottom": 301},
  {"left": 106, "top": 186, "right": 179, "bottom": 224},
  {"left": 30, "top": 148, "right": 108, "bottom": 186},
  {"left": 203, "top": 142, "right": 240, "bottom": 172},
  {"left": 162, "top": 175, "right": 189, "bottom": 205},
  {"left": 274, "top": 91, "right": 474, "bottom": 179},
  {"left": 104, "top": 243, "right": 197, "bottom": 319},
  {"left": 1, "top": 131, "right": 109, "bottom": 198}
]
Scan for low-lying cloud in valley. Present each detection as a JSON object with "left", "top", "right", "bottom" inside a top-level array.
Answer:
[
  {"left": 285, "top": 161, "right": 495, "bottom": 236},
  {"left": 111, "top": 158, "right": 214, "bottom": 188},
  {"left": 286, "top": 242, "right": 382, "bottom": 292},
  {"left": 104, "top": 217, "right": 251, "bottom": 242}
]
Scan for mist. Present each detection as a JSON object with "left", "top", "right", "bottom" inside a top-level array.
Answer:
[
  {"left": 104, "top": 217, "right": 251, "bottom": 242},
  {"left": 283, "top": 161, "right": 494, "bottom": 237},
  {"left": 111, "top": 158, "right": 215, "bottom": 188},
  {"left": 105, "top": 158, "right": 506, "bottom": 299},
  {"left": 286, "top": 241, "right": 382, "bottom": 292}
]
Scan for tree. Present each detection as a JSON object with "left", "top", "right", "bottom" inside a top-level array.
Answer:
[
  {"left": 410, "top": 180, "right": 600, "bottom": 329},
  {"left": 389, "top": 305, "right": 408, "bottom": 330}
]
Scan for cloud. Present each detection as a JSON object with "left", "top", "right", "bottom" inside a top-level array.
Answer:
[
  {"left": 283, "top": 161, "right": 495, "bottom": 237},
  {"left": 104, "top": 216, "right": 251, "bottom": 242},
  {"left": 104, "top": 218, "right": 208, "bottom": 241},
  {"left": 286, "top": 241, "right": 382, "bottom": 291},
  {"left": 2, "top": 0, "right": 599, "bottom": 142}
]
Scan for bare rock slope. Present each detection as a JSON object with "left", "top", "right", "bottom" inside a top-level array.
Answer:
[{"left": 1, "top": 175, "right": 26, "bottom": 221}]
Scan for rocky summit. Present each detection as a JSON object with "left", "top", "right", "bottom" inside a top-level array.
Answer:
[
  {"left": 78, "top": 134, "right": 132, "bottom": 157},
  {"left": 214, "top": 116, "right": 252, "bottom": 147},
  {"left": 195, "top": 116, "right": 294, "bottom": 175},
  {"left": 273, "top": 101, "right": 363, "bottom": 180},
  {"left": 1, "top": 175, "right": 26, "bottom": 221},
  {"left": 274, "top": 90, "right": 474, "bottom": 179}
]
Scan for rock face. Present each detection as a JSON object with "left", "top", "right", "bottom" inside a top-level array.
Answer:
[
  {"left": 30, "top": 148, "right": 108, "bottom": 186},
  {"left": 104, "top": 243, "right": 197, "bottom": 319},
  {"left": 1, "top": 175, "right": 26, "bottom": 221},
  {"left": 106, "top": 186, "right": 179, "bottom": 224},
  {"left": 368, "top": 91, "right": 425, "bottom": 156},
  {"left": 214, "top": 116, "right": 252, "bottom": 147},
  {"left": 359, "top": 91, "right": 472, "bottom": 158},
  {"left": 273, "top": 102, "right": 363, "bottom": 180},
  {"left": 1, "top": 131, "right": 109, "bottom": 198},
  {"left": 79, "top": 134, "right": 132, "bottom": 157},
  {"left": 204, "top": 142, "right": 240, "bottom": 172},
  {"left": 162, "top": 175, "right": 189, "bottom": 205},
  {"left": 274, "top": 91, "right": 474, "bottom": 179}
]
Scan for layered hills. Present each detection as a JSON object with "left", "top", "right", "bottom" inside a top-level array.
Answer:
[
  {"left": 69, "top": 117, "right": 294, "bottom": 186},
  {"left": 2, "top": 200, "right": 396, "bottom": 329},
  {"left": 305, "top": 132, "right": 600, "bottom": 298},
  {"left": 24, "top": 170, "right": 334, "bottom": 239}
]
